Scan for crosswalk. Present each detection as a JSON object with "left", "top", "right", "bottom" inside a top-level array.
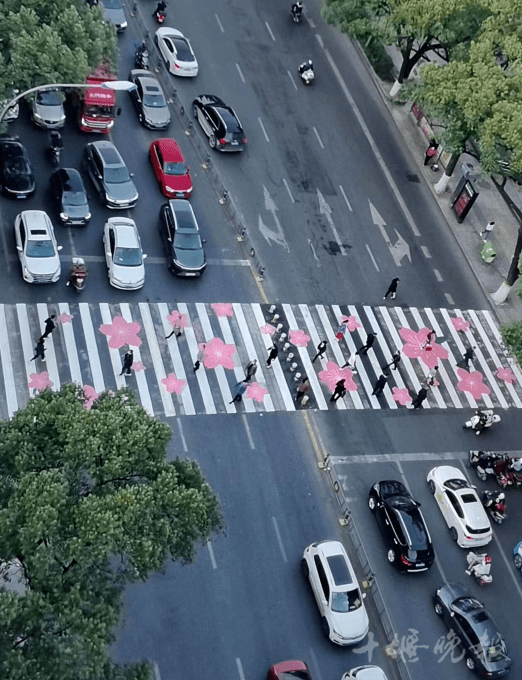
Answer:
[{"left": 1, "top": 301, "right": 521, "bottom": 420}]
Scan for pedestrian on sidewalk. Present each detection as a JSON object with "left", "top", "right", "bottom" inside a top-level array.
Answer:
[
  {"left": 459, "top": 346, "right": 476, "bottom": 369},
  {"left": 166, "top": 318, "right": 183, "bottom": 339},
  {"left": 42, "top": 314, "right": 56, "bottom": 339},
  {"left": 120, "top": 349, "right": 134, "bottom": 376},
  {"left": 266, "top": 344, "right": 279, "bottom": 368},
  {"left": 480, "top": 221, "right": 495, "bottom": 241},
  {"left": 341, "top": 351, "right": 358, "bottom": 374},
  {"left": 383, "top": 351, "right": 401, "bottom": 372},
  {"left": 424, "top": 140, "right": 438, "bottom": 166},
  {"left": 295, "top": 377, "right": 311, "bottom": 402},
  {"left": 330, "top": 378, "right": 346, "bottom": 403},
  {"left": 383, "top": 278, "right": 399, "bottom": 300},
  {"left": 372, "top": 374, "right": 388, "bottom": 397},
  {"left": 229, "top": 381, "right": 248, "bottom": 404},
  {"left": 412, "top": 387, "right": 428, "bottom": 409},
  {"left": 30, "top": 336, "right": 46, "bottom": 363},
  {"left": 357, "top": 332, "right": 377, "bottom": 356},
  {"left": 244, "top": 359, "right": 258, "bottom": 381},
  {"left": 312, "top": 340, "right": 328, "bottom": 363},
  {"left": 193, "top": 344, "right": 207, "bottom": 372}
]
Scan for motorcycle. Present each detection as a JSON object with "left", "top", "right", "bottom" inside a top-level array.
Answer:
[
  {"left": 66, "top": 257, "right": 88, "bottom": 293},
  {"left": 481, "top": 490, "right": 507, "bottom": 524},
  {"left": 465, "top": 552, "right": 492, "bottom": 586},
  {"left": 134, "top": 42, "right": 149, "bottom": 69},
  {"left": 291, "top": 2, "right": 303, "bottom": 22},
  {"left": 468, "top": 450, "right": 508, "bottom": 482},
  {"left": 463, "top": 409, "right": 500, "bottom": 435},
  {"left": 48, "top": 130, "right": 63, "bottom": 167},
  {"left": 298, "top": 60, "right": 314, "bottom": 85},
  {"left": 153, "top": 2, "right": 166, "bottom": 23},
  {"left": 494, "top": 456, "right": 522, "bottom": 489}
]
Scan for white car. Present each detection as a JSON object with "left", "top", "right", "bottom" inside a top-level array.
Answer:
[
  {"left": 427, "top": 466, "right": 492, "bottom": 548},
  {"left": 155, "top": 27, "right": 198, "bottom": 77},
  {"left": 15, "top": 211, "right": 62, "bottom": 283},
  {"left": 341, "top": 668, "right": 389, "bottom": 680},
  {"left": 302, "top": 540, "right": 369, "bottom": 645},
  {"left": 103, "top": 217, "right": 146, "bottom": 290}
]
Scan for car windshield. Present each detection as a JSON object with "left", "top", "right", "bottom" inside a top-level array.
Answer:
[
  {"left": 63, "top": 191, "right": 87, "bottom": 206},
  {"left": 114, "top": 247, "right": 142, "bottom": 266},
  {"left": 26, "top": 240, "right": 55, "bottom": 258},
  {"left": 84, "top": 104, "right": 114, "bottom": 116},
  {"left": 331, "top": 587, "right": 362, "bottom": 613},
  {"left": 174, "top": 232, "right": 201, "bottom": 250},
  {"left": 164, "top": 161, "right": 188, "bottom": 176},
  {"left": 104, "top": 166, "right": 130, "bottom": 184},
  {"left": 5, "top": 158, "right": 30, "bottom": 176},
  {"left": 172, "top": 38, "right": 194, "bottom": 62},
  {"left": 143, "top": 93, "right": 166, "bottom": 108},
  {"left": 445, "top": 478, "right": 469, "bottom": 490},
  {"left": 36, "top": 91, "right": 62, "bottom": 106}
]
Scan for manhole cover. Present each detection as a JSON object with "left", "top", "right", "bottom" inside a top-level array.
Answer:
[{"left": 406, "top": 174, "right": 421, "bottom": 183}]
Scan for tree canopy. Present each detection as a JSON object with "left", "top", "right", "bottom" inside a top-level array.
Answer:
[{"left": 0, "top": 385, "right": 222, "bottom": 680}]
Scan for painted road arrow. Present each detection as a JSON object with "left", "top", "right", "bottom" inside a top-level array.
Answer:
[
  {"left": 258, "top": 186, "right": 290, "bottom": 252},
  {"left": 317, "top": 189, "right": 347, "bottom": 256},
  {"left": 369, "top": 201, "right": 411, "bottom": 267}
]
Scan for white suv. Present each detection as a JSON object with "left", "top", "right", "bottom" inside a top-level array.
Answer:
[
  {"left": 302, "top": 540, "right": 369, "bottom": 645},
  {"left": 15, "top": 211, "right": 62, "bottom": 283}
]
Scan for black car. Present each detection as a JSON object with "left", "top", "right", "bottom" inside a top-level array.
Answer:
[
  {"left": 434, "top": 583, "right": 511, "bottom": 677},
  {"left": 192, "top": 95, "right": 246, "bottom": 152},
  {"left": 159, "top": 199, "right": 206, "bottom": 276},
  {"left": 0, "top": 135, "right": 36, "bottom": 198},
  {"left": 368, "top": 480, "right": 434, "bottom": 571},
  {"left": 50, "top": 168, "right": 91, "bottom": 226}
]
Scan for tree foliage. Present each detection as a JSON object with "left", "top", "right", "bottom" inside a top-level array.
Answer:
[
  {"left": 501, "top": 321, "right": 522, "bottom": 367},
  {"left": 0, "top": 385, "right": 222, "bottom": 680}
]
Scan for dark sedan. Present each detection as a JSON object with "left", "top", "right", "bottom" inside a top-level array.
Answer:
[
  {"left": 50, "top": 168, "right": 91, "bottom": 226},
  {"left": 368, "top": 480, "right": 434, "bottom": 571},
  {"left": 128, "top": 70, "right": 171, "bottom": 129},
  {"left": 159, "top": 199, "right": 206, "bottom": 276},
  {"left": 434, "top": 583, "right": 511, "bottom": 677},
  {"left": 0, "top": 135, "right": 36, "bottom": 199},
  {"left": 192, "top": 95, "right": 246, "bottom": 152}
]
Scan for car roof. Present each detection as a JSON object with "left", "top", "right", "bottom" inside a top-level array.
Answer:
[
  {"left": 316, "top": 541, "right": 355, "bottom": 586},
  {"left": 109, "top": 220, "right": 139, "bottom": 246},
  {"left": 154, "top": 138, "right": 184, "bottom": 160},
  {"left": 169, "top": 199, "right": 197, "bottom": 230},
  {"left": 55, "top": 168, "right": 84, "bottom": 191},
  {"left": 22, "top": 211, "right": 51, "bottom": 237},
  {"left": 352, "top": 668, "right": 388, "bottom": 680},
  {"left": 378, "top": 480, "right": 409, "bottom": 498},
  {"left": 91, "top": 141, "right": 124, "bottom": 166},
  {"left": 157, "top": 27, "right": 183, "bottom": 39}
]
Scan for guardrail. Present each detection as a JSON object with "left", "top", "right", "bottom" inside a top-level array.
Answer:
[{"left": 123, "top": 0, "right": 266, "bottom": 282}]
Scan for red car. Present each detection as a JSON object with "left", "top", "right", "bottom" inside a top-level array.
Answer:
[
  {"left": 148, "top": 138, "right": 193, "bottom": 199},
  {"left": 268, "top": 661, "right": 312, "bottom": 680}
]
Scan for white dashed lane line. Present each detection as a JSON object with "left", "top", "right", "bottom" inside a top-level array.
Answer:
[{"left": 214, "top": 13, "right": 224, "bottom": 32}]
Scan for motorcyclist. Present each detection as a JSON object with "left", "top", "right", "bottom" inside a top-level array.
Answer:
[
  {"left": 465, "top": 552, "right": 492, "bottom": 582},
  {"left": 66, "top": 258, "right": 88, "bottom": 287},
  {"left": 153, "top": 0, "right": 167, "bottom": 18},
  {"left": 49, "top": 130, "right": 63, "bottom": 151},
  {"left": 136, "top": 40, "right": 148, "bottom": 58},
  {"left": 299, "top": 59, "right": 313, "bottom": 75},
  {"left": 292, "top": 1, "right": 303, "bottom": 18},
  {"left": 482, "top": 490, "right": 505, "bottom": 510}
]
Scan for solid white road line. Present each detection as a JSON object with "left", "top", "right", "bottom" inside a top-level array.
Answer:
[
  {"left": 17, "top": 304, "right": 38, "bottom": 398},
  {"left": 339, "top": 184, "right": 352, "bottom": 211},
  {"left": 37, "top": 304, "right": 59, "bottom": 392},
  {"left": 365, "top": 244, "right": 380, "bottom": 271},
  {"left": 120, "top": 303, "right": 154, "bottom": 416},
  {"left": 0, "top": 305, "right": 18, "bottom": 417},
  {"left": 364, "top": 306, "right": 398, "bottom": 409},
  {"left": 408, "top": 307, "right": 445, "bottom": 408},
  {"left": 214, "top": 13, "right": 224, "bottom": 32},
  {"left": 58, "top": 304, "right": 83, "bottom": 386},
  {"left": 298, "top": 304, "right": 332, "bottom": 410},
  {"left": 217, "top": 313, "right": 255, "bottom": 413},
  {"left": 99, "top": 304, "right": 127, "bottom": 391},
  {"left": 283, "top": 177, "right": 295, "bottom": 202},
  {"left": 272, "top": 516, "right": 288, "bottom": 562},
  {"left": 423, "top": 307, "right": 462, "bottom": 408},
  {"left": 139, "top": 303, "right": 176, "bottom": 417},
  {"left": 79, "top": 303, "right": 105, "bottom": 395},
  {"left": 439, "top": 308, "right": 479, "bottom": 409}
]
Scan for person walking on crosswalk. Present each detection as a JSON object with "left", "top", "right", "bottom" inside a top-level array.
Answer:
[
  {"left": 230, "top": 381, "right": 248, "bottom": 404},
  {"left": 42, "top": 314, "right": 56, "bottom": 339},
  {"left": 312, "top": 340, "right": 328, "bottom": 363},
  {"left": 383, "top": 278, "right": 399, "bottom": 300},
  {"left": 120, "top": 349, "right": 134, "bottom": 376},
  {"left": 30, "top": 336, "right": 46, "bottom": 363},
  {"left": 266, "top": 344, "right": 278, "bottom": 368},
  {"left": 330, "top": 378, "right": 346, "bottom": 402},
  {"left": 244, "top": 359, "right": 258, "bottom": 381},
  {"left": 341, "top": 351, "right": 358, "bottom": 374},
  {"left": 357, "top": 332, "right": 377, "bottom": 356},
  {"left": 166, "top": 318, "right": 183, "bottom": 339},
  {"left": 295, "top": 377, "right": 310, "bottom": 402},
  {"left": 372, "top": 374, "right": 388, "bottom": 397},
  {"left": 383, "top": 351, "right": 401, "bottom": 372},
  {"left": 412, "top": 387, "right": 428, "bottom": 409},
  {"left": 459, "top": 346, "right": 476, "bottom": 369},
  {"left": 194, "top": 344, "right": 207, "bottom": 372}
]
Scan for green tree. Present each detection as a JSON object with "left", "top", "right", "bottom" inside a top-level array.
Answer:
[{"left": 0, "top": 385, "right": 222, "bottom": 679}]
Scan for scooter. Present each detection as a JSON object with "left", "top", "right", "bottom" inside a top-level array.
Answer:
[
  {"left": 291, "top": 2, "right": 303, "bottom": 22},
  {"left": 481, "top": 490, "right": 507, "bottom": 524},
  {"left": 463, "top": 410, "right": 500, "bottom": 435},
  {"left": 134, "top": 42, "right": 149, "bottom": 69},
  {"left": 465, "top": 552, "right": 492, "bottom": 586},
  {"left": 468, "top": 450, "right": 508, "bottom": 482},
  {"left": 66, "top": 257, "right": 88, "bottom": 293},
  {"left": 298, "top": 60, "right": 314, "bottom": 85},
  {"left": 48, "top": 131, "right": 63, "bottom": 167},
  {"left": 494, "top": 456, "right": 522, "bottom": 489},
  {"left": 153, "top": 3, "right": 166, "bottom": 23}
]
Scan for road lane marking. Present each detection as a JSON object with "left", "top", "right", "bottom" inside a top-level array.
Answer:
[
  {"left": 272, "top": 516, "right": 288, "bottom": 562},
  {"left": 258, "top": 117, "right": 270, "bottom": 142},
  {"left": 366, "top": 244, "right": 380, "bottom": 271},
  {"left": 283, "top": 177, "right": 295, "bottom": 203},
  {"left": 0, "top": 306, "right": 18, "bottom": 417},
  {"left": 207, "top": 540, "right": 217, "bottom": 569},
  {"left": 236, "top": 63, "right": 245, "bottom": 83},
  {"left": 236, "top": 658, "right": 246, "bottom": 680},
  {"left": 214, "top": 13, "right": 224, "bottom": 32},
  {"left": 330, "top": 452, "right": 468, "bottom": 464},
  {"left": 313, "top": 126, "right": 324, "bottom": 149},
  {"left": 287, "top": 70, "right": 298, "bottom": 90},
  {"left": 339, "top": 184, "right": 352, "bottom": 211},
  {"left": 433, "top": 269, "right": 443, "bottom": 281},
  {"left": 176, "top": 419, "right": 188, "bottom": 453},
  {"left": 421, "top": 246, "right": 431, "bottom": 258},
  {"left": 265, "top": 21, "right": 276, "bottom": 41}
]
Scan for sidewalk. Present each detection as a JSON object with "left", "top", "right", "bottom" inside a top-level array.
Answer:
[{"left": 355, "top": 43, "right": 522, "bottom": 326}]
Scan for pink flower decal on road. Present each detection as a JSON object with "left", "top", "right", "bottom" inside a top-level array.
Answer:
[
  {"left": 56, "top": 313, "right": 72, "bottom": 324},
  {"left": 99, "top": 316, "right": 142, "bottom": 349},
  {"left": 260, "top": 324, "right": 276, "bottom": 336},
  {"left": 318, "top": 361, "right": 358, "bottom": 392},
  {"left": 202, "top": 337, "right": 236, "bottom": 370},
  {"left": 132, "top": 361, "right": 145, "bottom": 372},
  {"left": 341, "top": 315, "right": 361, "bottom": 332},
  {"left": 392, "top": 387, "right": 412, "bottom": 405},
  {"left": 161, "top": 373, "right": 186, "bottom": 394},
  {"left": 166, "top": 310, "right": 188, "bottom": 329},
  {"left": 451, "top": 316, "right": 470, "bottom": 332},
  {"left": 211, "top": 303, "right": 233, "bottom": 317},
  {"left": 290, "top": 329, "right": 310, "bottom": 347},
  {"left": 496, "top": 366, "right": 516, "bottom": 384},
  {"left": 83, "top": 385, "right": 99, "bottom": 409},
  {"left": 456, "top": 368, "right": 491, "bottom": 399},
  {"left": 246, "top": 382, "right": 269, "bottom": 403},
  {"left": 399, "top": 327, "right": 448, "bottom": 369},
  {"left": 28, "top": 372, "right": 53, "bottom": 391}
]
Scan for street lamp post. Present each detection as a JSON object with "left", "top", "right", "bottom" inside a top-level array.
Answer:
[{"left": 0, "top": 80, "right": 135, "bottom": 125}]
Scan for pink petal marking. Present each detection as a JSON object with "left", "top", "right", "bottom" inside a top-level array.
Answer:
[
  {"left": 83, "top": 385, "right": 99, "bottom": 409},
  {"left": 166, "top": 310, "right": 188, "bottom": 329},
  {"left": 318, "top": 361, "right": 358, "bottom": 392},
  {"left": 132, "top": 361, "right": 145, "bottom": 372},
  {"left": 28, "top": 372, "right": 53, "bottom": 391},
  {"left": 340, "top": 314, "right": 361, "bottom": 332},
  {"left": 392, "top": 387, "right": 412, "bottom": 405},
  {"left": 245, "top": 382, "right": 268, "bottom": 403},
  {"left": 260, "top": 324, "right": 276, "bottom": 336},
  {"left": 56, "top": 313, "right": 72, "bottom": 324},
  {"left": 202, "top": 337, "right": 236, "bottom": 370},
  {"left": 495, "top": 366, "right": 516, "bottom": 384},
  {"left": 451, "top": 316, "right": 470, "bottom": 332},
  {"left": 99, "top": 316, "right": 142, "bottom": 349},
  {"left": 456, "top": 368, "right": 491, "bottom": 399},
  {"left": 290, "top": 329, "right": 311, "bottom": 347},
  {"left": 211, "top": 303, "right": 234, "bottom": 317},
  {"left": 399, "top": 326, "right": 448, "bottom": 369},
  {"left": 161, "top": 373, "right": 186, "bottom": 394}
]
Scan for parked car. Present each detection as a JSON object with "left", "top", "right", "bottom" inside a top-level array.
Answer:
[
  {"left": 128, "top": 70, "right": 170, "bottom": 129},
  {"left": 192, "top": 95, "right": 246, "bottom": 152},
  {"left": 84, "top": 140, "right": 138, "bottom": 209},
  {"left": 513, "top": 541, "right": 522, "bottom": 573},
  {"left": 14, "top": 211, "right": 62, "bottom": 283},
  {"left": 155, "top": 27, "right": 198, "bottom": 77},
  {"left": 368, "top": 480, "right": 434, "bottom": 572},
  {"left": 302, "top": 540, "right": 369, "bottom": 645},
  {"left": 50, "top": 168, "right": 91, "bottom": 226},
  {"left": 149, "top": 138, "right": 192, "bottom": 198},
  {"left": 32, "top": 90, "right": 66, "bottom": 129},
  {"left": 433, "top": 583, "right": 511, "bottom": 677},
  {"left": 100, "top": 0, "right": 127, "bottom": 32},
  {"left": 103, "top": 217, "right": 146, "bottom": 290},
  {"left": 0, "top": 90, "right": 20, "bottom": 122},
  {"left": 341, "top": 668, "right": 389, "bottom": 680},
  {"left": 159, "top": 200, "right": 206, "bottom": 276},
  {"left": 427, "top": 466, "right": 492, "bottom": 548},
  {"left": 0, "top": 135, "right": 36, "bottom": 199},
  {"left": 268, "top": 661, "right": 312, "bottom": 680}
]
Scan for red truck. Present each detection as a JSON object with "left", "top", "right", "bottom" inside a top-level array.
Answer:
[{"left": 78, "top": 61, "right": 117, "bottom": 133}]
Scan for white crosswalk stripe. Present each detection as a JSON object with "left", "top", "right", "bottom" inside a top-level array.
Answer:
[{"left": 0, "top": 302, "right": 520, "bottom": 420}]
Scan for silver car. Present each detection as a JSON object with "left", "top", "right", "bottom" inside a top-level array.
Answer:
[
  {"left": 100, "top": 0, "right": 127, "bottom": 32},
  {"left": 15, "top": 211, "right": 62, "bottom": 284},
  {"left": 103, "top": 217, "right": 146, "bottom": 290},
  {"left": 32, "top": 90, "right": 66, "bottom": 129},
  {"left": 129, "top": 70, "right": 171, "bottom": 129},
  {"left": 84, "top": 140, "right": 138, "bottom": 209}
]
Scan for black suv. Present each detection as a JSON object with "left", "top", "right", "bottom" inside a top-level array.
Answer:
[
  {"left": 159, "top": 199, "right": 206, "bottom": 276},
  {"left": 0, "top": 135, "right": 36, "bottom": 198},
  {"left": 368, "top": 480, "right": 434, "bottom": 572},
  {"left": 192, "top": 95, "right": 246, "bottom": 152},
  {"left": 50, "top": 168, "right": 91, "bottom": 226}
]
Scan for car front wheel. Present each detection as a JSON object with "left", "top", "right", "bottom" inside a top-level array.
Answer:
[
  {"left": 450, "top": 527, "right": 458, "bottom": 542},
  {"left": 192, "top": 103, "right": 198, "bottom": 119},
  {"left": 434, "top": 601, "right": 444, "bottom": 616},
  {"left": 514, "top": 554, "right": 522, "bottom": 570},
  {"left": 387, "top": 549, "right": 396, "bottom": 564},
  {"left": 368, "top": 496, "right": 377, "bottom": 512},
  {"left": 300, "top": 559, "right": 309, "bottom": 578},
  {"left": 209, "top": 135, "right": 217, "bottom": 149},
  {"left": 428, "top": 480, "right": 436, "bottom": 494},
  {"left": 465, "top": 657, "right": 476, "bottom": 671}
]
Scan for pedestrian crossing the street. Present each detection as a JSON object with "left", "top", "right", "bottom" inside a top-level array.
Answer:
[{"left": 0, "top": 301, "right": 521, "bottom": 420}]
